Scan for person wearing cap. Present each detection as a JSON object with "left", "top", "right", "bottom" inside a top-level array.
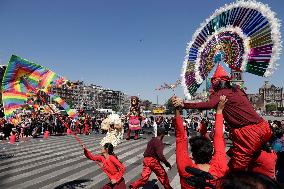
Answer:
[
  {"left": 129, "top": 127, "right": 173, "bottom": 189},
  {"left": 172, "top": 63, "right": 272, "bottom": 171}
]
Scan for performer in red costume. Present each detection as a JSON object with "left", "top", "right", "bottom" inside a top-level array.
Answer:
[
  {"left": 172, "top": 64, "right": 272, "bottom": 171},
  {"left": 9, "top": 131, "right": 17, "bottom": 144},
  {"left": 129, "top": 128, "right": 173, "bottom": 189},
  {"left": 126, "top": 96, "right": 141, "bottom": 140},
  {"left": 174, "top": 95, "right": 228, "bottom": 188},
  {"left": 248, "top": 147, "right": 277, "bottom": 179},
  {"left": 82, "top": 143, "right": 126, "bottom": 189},
  {"left": 84, "top": 116, "right": 90, "bottom": 135},
  {"left": 43, "top": 130, "right": 49, "bottom": 139}
]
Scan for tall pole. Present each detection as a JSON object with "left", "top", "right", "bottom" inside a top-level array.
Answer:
[
  {"left": 156, "top": 95, "right": 159, "bottom": 105},
  {"left": 205, "top": 76, "right": 208, "bottom": 118}
]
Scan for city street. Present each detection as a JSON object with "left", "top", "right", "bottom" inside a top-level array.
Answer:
[
  {"left": 0, "top": 0, "right": 283, "bottom": 188},
  {"left": 0, "top": 133, "right": 180, "bottom": 189}
]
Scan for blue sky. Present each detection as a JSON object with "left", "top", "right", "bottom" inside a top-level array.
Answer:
[{"left": 0, "top": 0, "right": 283, "bottom": 104}]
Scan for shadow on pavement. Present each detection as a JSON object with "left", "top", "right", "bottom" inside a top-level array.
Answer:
[
  {"left": 54, "top": 179, "right": 92, "bottom": 189},
  {"left": 0, "top": 154, "right": 14, "bottom": 160},
  {"left": 0, "top": 153, "right": 14, "bottom": 186},
  {"left": 142, "top": 179, "right": 159, "bottom": 189}
]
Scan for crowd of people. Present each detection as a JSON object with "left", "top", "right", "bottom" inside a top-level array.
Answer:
[
  {"left": 1, "top": 107, "right": 283, "bottom": 188},
  {"left": 80, "top": 64, "right": 284, "bottom": 189},
  {"left": 1, "top": 65, "right": 284, "bottom": 188},
  {"left": 79, "top": 97, "right": 284, "bottom": 189}
]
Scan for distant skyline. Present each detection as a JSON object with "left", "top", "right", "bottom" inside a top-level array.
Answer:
[{"left": 0, "top": 0, "right": 283, "bottom": 104}]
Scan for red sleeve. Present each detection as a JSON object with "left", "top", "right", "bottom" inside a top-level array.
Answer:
[
  {"left": 84, "top": 148, "right": 104, "bottom": 162},
  {"left": 155, "top": 141, "right": 170, "bottom": 166},
  {"left": 209, "top": 114, "right": 228, "bottom": 177},
  {"left": 175, "top": 115, "right": 198, "bottom": 178},
  {"left": 109, "top": 156, "right": 126, "bottom": 182},
  {"left": 199, "top": 122, "right": 208, "bottom": 137},
  {"left": 184, "top": 93, "right": 220, "bottom": 110}
]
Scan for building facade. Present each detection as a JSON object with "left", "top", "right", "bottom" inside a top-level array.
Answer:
[
  {"left": 247, "top": 81, "right": 283, "bottom": 111},
  {"left": 247, "top": 94, "right": 264, "bottom": 111},
  {"left": 259, "top": 81, "right": 283, "bottom": 109},
  {"left": 0, "top": 65, "right": 135, "bottom": 115},
  {"left": 230, "top": 70, "right": 244, "bottom": 87},
  {"left": 51, "top": 81, "right": 130, "bottom": 113}
]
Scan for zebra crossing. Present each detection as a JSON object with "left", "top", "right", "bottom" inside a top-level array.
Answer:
[{"left": 0, "top": 134, "right": 181, "bottom": 189}]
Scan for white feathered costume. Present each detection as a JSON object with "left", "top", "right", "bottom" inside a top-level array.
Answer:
[{"left": 100, "top": 114, "right": 123, "bottom": 147}]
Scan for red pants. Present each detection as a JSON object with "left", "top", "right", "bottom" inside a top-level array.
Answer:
[
  {"left": 130, "top": 157, "right": 172, "bottom": 189},
  {"left": 229, "top": 120, "right": 272, "bottom": 171},
  {"left": 100, "top": 178, "right": 126, "bottom": 189}
]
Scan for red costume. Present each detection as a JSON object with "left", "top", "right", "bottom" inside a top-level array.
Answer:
[
  {"left": 84, "top": 116, "right": 90, "bottom": 135},
  {"left": 84, "top": 149, "right": 126, "bottom": 189},
  {"left": 199, "top": 121, "right": 209, "bottom": 138},
  {"left": 183, "top": 64, "right": 271, "bottom": 170},
  {"left": 67, "top": 128, "right": 71, "bottom": 135},
  {"left": 9, "top": 133, "right": 16, "bottom": 144},
  {"left": 248, "top": 150, "right": 277, "bottom": 179},
  {"left": 127, "top": 96, "right": 141, "bottom": 140},
  {"left": 175, "top": 113, "right": 228, "bottom": 189},
  {"left": 130, "top": 138, "right": 172, "bottom": 189},
  {"left": 43, "top": 130, "right": 49, "bottom": 139}
]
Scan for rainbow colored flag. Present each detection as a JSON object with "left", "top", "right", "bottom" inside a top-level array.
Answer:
[{"left": 2, "top": 55, "right": 68, "bottom": 119}]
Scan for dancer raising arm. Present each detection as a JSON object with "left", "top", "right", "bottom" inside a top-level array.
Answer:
[
  {"left": 82, "top": 143, "right": 126, "bottom": 189},
  {"left": 172, "top": 64, "right": 272, "bottom": 171},
  {"left": 174, "top": 95, "right": 228, "bottom": 189}
]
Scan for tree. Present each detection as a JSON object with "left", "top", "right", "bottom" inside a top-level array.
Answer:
[
  {"left": 265, "top": 103, "right": 277, "bottom": 112},
  {"left": 277, "top": 107, "right": 284, "bottom": 112},
  {"left": 112, "top": 105, "right": 120, "bottom": 112},
  {"left": 141, "top": 100, "right": 152, "bottom": 110},
  {"left": 164, "top": 98, "right": 174, "bottom": 114}
]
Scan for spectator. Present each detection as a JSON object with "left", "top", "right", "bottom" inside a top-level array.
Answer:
[
  {"left": 218, "top": 171, "right": 282, "bottom": 189},
  {"left": 174, "top": 95, "right": 228, "bottom": 188}
]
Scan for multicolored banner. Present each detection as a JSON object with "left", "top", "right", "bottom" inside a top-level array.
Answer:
[{"left": 2, "top": 55, "right": 69, "bottom": 119}]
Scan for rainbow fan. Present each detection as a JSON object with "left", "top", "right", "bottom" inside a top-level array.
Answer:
[
  {"left": 50, "top": 94, "right": 77, "bottom": 119},
  {"left": 181, "top": 0, "right": 282, "bottom": 99},
  {"left": 2, "top": 55, "right": 77, "bottom": 119}
]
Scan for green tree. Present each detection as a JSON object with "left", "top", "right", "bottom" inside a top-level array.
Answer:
[
  {"left": 265, "top": 103, "right": 277, "bottom": 112},
  {"left": 112, "top": 105, "right": 120, "bottom": 112},
  {"left": 164, "top": 98, "right": 174, "bottom": 114},
  {"left": 277, "top": 107, "right": 284, "bottom": 112},
  {"left": 141, "top": 100, "right": 152, "bottom": 110}
]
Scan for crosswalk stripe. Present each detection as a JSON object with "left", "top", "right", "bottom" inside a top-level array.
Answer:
[
  {"left": 5, "top": 139, "right": 149, "bottom": 189},
  {"left": 0, "top": 136, "right": 99, "bottom": 166},
  {"left": 147, "top": 152, "right": 177, "bottom": 182},
  {"left": 170, "top": 174, "right": 181, "bottom": 189},
  {"left": 38, "top": 139, "right": 149, "bottom": 189},
  {"left": 0, "top": 135, "right": 102, "bottom": 158},
  {"left": 1, "top": 134, "right": 103, "bottom": 152},
  {"left": 23, "top": 141, "right": 149, "bottom": 188},
  {"left": 0, "top": 139, "right": 141, "bottom": 186},
  {"left": 123, "top": 144, "right": 176, "bottom": 185},
  {"left": 1, "top": 135, "right": 182, "bottom": 188},
  {"left": 83, "top": 141, "right": 156, "bottom": 189},
  {"left": 0, "top": 135, "right": 101, "bottom": 159},
  {"left": 0, "top": 137, "right": 104, "bottom": 177},
  {"left": 0, "top": 137, "right": 102, "bottom": 171},
  {"left": 1, "top": 136, "right": 74, "bottom": 151}
]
